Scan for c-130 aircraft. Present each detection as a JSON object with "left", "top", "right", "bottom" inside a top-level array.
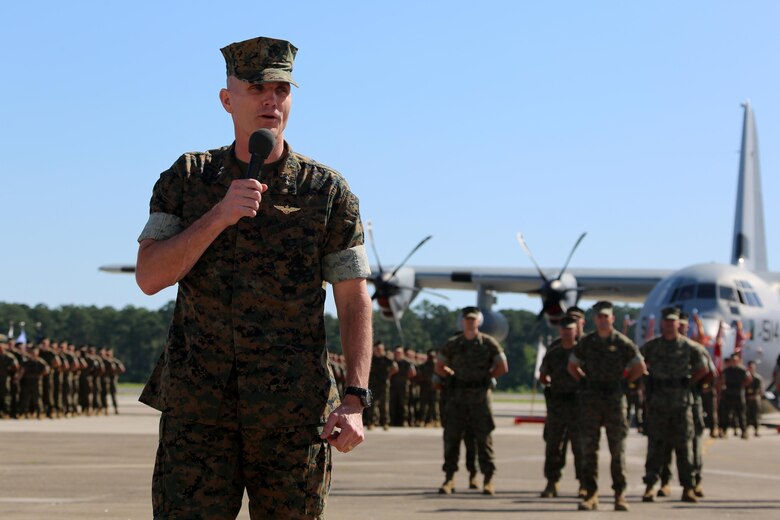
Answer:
[
  {"left": 101, "top": 102, "right": 780, "bottom": 387},
  {"left": 361, "top": 101, "right": 780, "bottom": 387}
]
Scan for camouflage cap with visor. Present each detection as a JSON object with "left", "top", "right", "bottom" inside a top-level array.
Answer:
[
  {"left": 461, "top": 306, "right": 481, "bottom": 319},
  {"left": 220, "top": 36, "right": 299, "bottom": 87},
  {"left": 592, "top": 300, "right": 614, "bottom": 316}
]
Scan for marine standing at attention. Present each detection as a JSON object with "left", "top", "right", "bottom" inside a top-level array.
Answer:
[
  {"left": 135, "top": 36, "right": 373, "bottom": 519},
  {"left": 539, "top": 315, "right": 585, "bottom": 499},
  {"left": 639, "top": 307, "right": 708, "bottom": 504},
  {"left": 568, "top": 301, "right": 646, "bottom": 512},
  {"left": 435, "top": 306, "right": 508, "bottom": 496}
]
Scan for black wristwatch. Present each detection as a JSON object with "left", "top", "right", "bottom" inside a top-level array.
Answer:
[{"left": 345, "top": 386, "right": 373, "bottom": 408}]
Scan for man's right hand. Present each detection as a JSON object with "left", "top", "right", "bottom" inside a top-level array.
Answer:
[{"left": 214, "top": 179, "right": 268, "bottom": 226}]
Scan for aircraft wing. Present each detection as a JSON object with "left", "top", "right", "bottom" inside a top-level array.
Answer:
[
  {"left": 399, "top": 266, "right": 676, "bottom": 303},
  {"left": 105, "top": 262, "right": 671, "bottom": 303}
]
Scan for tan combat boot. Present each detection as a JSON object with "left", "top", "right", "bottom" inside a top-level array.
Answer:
[
  {"left": 578, "top": 491, "right": 599, "bottom": 511},
  {"left": 614, "top": 492, "right": 629, "bottom": 512},
  {"left": 483, "top": 474, "right": 495, "bottom": 496},
  {"left": 540, "top": 480, "right": 559, "bottom": 498},
  {"left": 741, "top": 429, "right": 749, "bottom": 440},
  {"left": 468, "top": 472, "right": 479, "bottom": 490},
  {"left": 642, "top": 485, "right": 655, "bottom": 502},
  {"left": 657, "top": 482, "right": 671, "bottom": 497},
  {"left": 438, "top": 474, "right": 455, "bottom": 495},
  {"left": 681, "top": 487, "right": 699, "bottom": 503},
  {"left": 577, "top": 486, "right": 588, "bottom": 499},
  {"left": 693, "top": 484, "right": 704, "bottom": 498}
]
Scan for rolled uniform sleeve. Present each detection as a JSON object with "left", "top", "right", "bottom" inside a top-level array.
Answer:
[
  {"left": 321, "top": 187, "right": 371, "bottom": 283},
  {"left": 137, "top": 157, "right": 186, "bottom": 242}
]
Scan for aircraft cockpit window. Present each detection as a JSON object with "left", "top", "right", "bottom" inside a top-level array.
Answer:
[
  {"left": 719, "top": 286, "right": 737, "bottom": 302},
  {"left": 736, "top": 280, "right": 754, "bottom": 289},
  {"left": 678, "top": 285, "right": 695, "bottom": 300},
  {"left": 744, "top": 291, "right": 763, "bottom": 307},
  {"left": 697, "top": 283, "right": 716, "bottom": 299}
]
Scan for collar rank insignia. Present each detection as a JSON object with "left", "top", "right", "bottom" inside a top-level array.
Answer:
[{"left": 274, "top": 205, "right": 301, "bottom": 215}]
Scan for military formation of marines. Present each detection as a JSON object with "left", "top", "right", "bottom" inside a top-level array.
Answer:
[
  {"left": 537, "top": 300, "right": 768, "bottom": 512},
  {"left": 0, "top": 337, "right": 125, "bottom": 420}
]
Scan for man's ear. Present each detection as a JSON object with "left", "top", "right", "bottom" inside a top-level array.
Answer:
[{"left": 219, "top": 88, "right": 232, "bottom": 113}]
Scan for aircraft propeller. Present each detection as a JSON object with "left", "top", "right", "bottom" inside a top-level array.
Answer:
[
  {"left": 517, "top": 232, "right": 588, "bottom": 322},
  {"left": 366, "top": 222, "right": 448, "bottom": 343}
]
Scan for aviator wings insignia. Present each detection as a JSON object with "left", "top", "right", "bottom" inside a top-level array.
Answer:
[{"left": 274, "top": 205, "right": 301, "bottom": 215}]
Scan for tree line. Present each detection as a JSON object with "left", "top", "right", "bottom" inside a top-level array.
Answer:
[{"left": 1, "top": 300, "right": 640, "bottom": 391}]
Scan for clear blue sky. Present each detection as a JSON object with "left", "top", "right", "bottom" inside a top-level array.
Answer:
[{"left": 1, "top": 0, "right": 778, "bottom": 317}]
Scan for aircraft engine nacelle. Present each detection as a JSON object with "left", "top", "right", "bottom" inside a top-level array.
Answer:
[
  {"left": 373, "top": 266, "right": 418, "bottom": 322},
  {"left": 480, "top": 309, "right": 509, "bottom": 342},
  {"left": 539, "top": 272, "right": 580, "bottom": 326}
]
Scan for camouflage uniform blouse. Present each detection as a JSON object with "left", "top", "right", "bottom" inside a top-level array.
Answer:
[
  {"left": 640, "top": 335, "right": 705, "bottom": 408},
  {"left": 439, "top": 332, "right": 504, "bottom": 389},
  {"left": 138, "top": 143, "right": 370, "bottom": 428},
  {"left": 540, "top": 338, "right": 580, "bottom": 395},
  {"left": 570, "top": 330, "right": 642, "bottom": 385}
]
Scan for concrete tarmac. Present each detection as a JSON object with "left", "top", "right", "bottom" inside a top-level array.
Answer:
[{"left": 1, "top": 393, "right": 779, "bottom": 519}]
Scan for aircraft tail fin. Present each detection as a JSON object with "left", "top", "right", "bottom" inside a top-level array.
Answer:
[{"left": 731, "top": 101, "right": 768, "bottom": 272}]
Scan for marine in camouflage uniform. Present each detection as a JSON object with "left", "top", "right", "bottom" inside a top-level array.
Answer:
[
  {"left": 389, "top": 346, "right": 416, "bottom": 426},
  {"left": 365, "top": 341, "right": 397, "bottom": 430},
  {"left": 19, "top": 346, "right": 51, "bottom": 419},
  {"left": 417, "top": 349, "right": 440, "bottom": 426},
  {"left": 136, "top": 36, "right": 373, "bottom": 519},
  {"left": 436, "top": 307, "right": 508, "bottom": 496},
  {"left": 640, "top": 307, "right": 708, "bottom": 504},
  {"left": 539, "top": 316, "right": 584, "bottom": 498},
  {"left": 745, "top": 361, "right": 763, "bottom": 436},
  {"left": 0, "top": 341, "right": 20, "bottom": 417},
  {"left": 567, "top": 301, "right": 645, "bottom": 512},
  {"left": 719, "top": 354, "right": 750, "bottom": 438}
]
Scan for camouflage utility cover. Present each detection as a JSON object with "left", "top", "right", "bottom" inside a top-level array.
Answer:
[
  {"left": 139, "top": 143, "right": 369, "bottom": 428},
  {"left": 220, "top": 36, "right": 299, "bottom": 87}
]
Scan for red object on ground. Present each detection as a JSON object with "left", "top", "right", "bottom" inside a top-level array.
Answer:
[{"left": 514, "top": 415, "right": 546, "bottom": 425}]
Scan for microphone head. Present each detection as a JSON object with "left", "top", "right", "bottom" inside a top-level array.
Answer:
[{"left": 248, "top": 128, "right": 276, "bottom": 159}]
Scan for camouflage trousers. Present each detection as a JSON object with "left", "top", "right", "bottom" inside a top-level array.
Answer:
[
  {"left": 719, "top": 393, "right": 746, "bottom": 431},
  {"left": 701, "top": 389, "right": 717, "bottom": 431},
  {"left": 659, "top": 395, "right": 704, "bottom": 486},
  {"left": 364, "top": 386, "right": 389, "bottom": 427},
  {"left": 442, "top": 390, "right": 495, "bottom": 476},
  {"left": 645, "top": 401, "right": 695, "bottom": 488},
  {"left": 543, "top": 394, "right": 583, "bottom": 484},
  {"left": 419, "top": 386, "right": 439, "bottom": 424},
  {"left": 153, "top": 414, "right": 331, "bottom": 519},
  {"left": 578, "top": 392, "right": 628, "bottom": 493},
  {"left": 389, "top": 383, "right": 408, "bottom": 426},
  {"left": 746, "top": 396, "right": 761, "bottom": 428}
]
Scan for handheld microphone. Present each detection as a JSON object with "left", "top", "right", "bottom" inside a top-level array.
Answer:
[{"left": 245, "top": 128, "right": 276, "bottom": 180}]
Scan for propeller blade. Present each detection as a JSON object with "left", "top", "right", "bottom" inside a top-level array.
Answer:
[
  {"left": 389, "top": 298, "right": 406, "bottom": 344},
  {"left": 389, "top": 235, "right": 432, "bottom": 278},
  {"left": 556, "top": 232, "right": 587, "bottom": 280},
  {"left": 516, "top": 233, "right": 549, "bottom": 283},
  {"left": 365, "top": 221, "right": 384, "bottom": 275}
]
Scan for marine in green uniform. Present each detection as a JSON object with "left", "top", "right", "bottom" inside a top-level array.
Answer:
[
  {"left": 640, "top": 307, "right": 708, "bottom": 504},
  {"left": 745, "top": 361, "right": 763, "bottom": 436},
  {"left": 719, "top": 353, "right": 751, "bottom": 438},
  {"left": 135, "top": 36, "right": 373, "bottom": 519},
  {"left": 436, "top": 306, "right": 508, "bottom": 496},
  {"left": 365, "top": 341, "right": 398, "bottom": 430},
  {"left": 567, "top": 301, "right": 645, "bottom": 512},
  {"left": 0, "top": 341, "right": 20, "bottom": 417},
  {"left": 539, "top": 315, "right": 585, "bottom": 498}
]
